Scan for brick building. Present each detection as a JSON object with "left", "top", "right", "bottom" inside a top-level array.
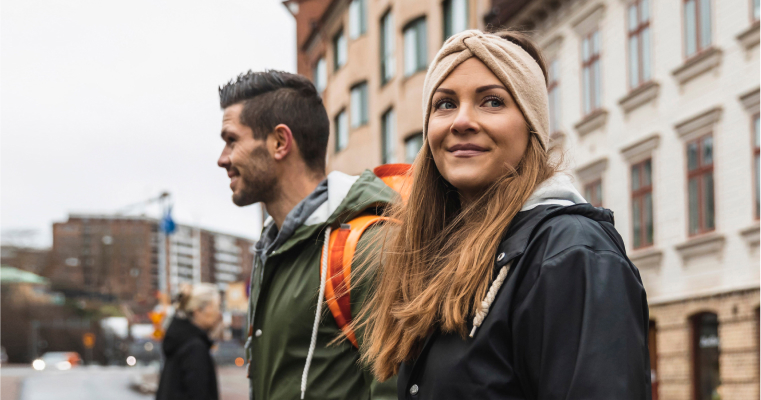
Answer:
[
  {"left": 49, "top": 214, "right": 255, "bottom": 314},
  {"left": 286, "top": 0, "right": 760, "bottom": 398}
]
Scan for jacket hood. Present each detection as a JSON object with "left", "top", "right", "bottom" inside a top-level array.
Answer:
[
  {"left": 521, "top": 173, "right": 586, "bottom": 211},
  {"left": 263, "top": 169, "right": 397, "bottom": 256},
  {"left": 162, "top": 317, "right": 212, "bottom": 357}
]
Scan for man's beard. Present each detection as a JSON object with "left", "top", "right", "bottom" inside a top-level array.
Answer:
[{"left": 232, "top": 144, "right": 278, "bottom": 207}]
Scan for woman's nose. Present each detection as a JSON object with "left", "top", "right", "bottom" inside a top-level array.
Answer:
[{"left": 451, "top": 105, "right": 478, "bottom": 135}]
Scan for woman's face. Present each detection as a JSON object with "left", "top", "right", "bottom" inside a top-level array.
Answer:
[
  {"left": 427, "top": 58, "right": 529, "bottom": 202},
  {"left": 193, "top": 297, "right": 222, "bottom": 333}
]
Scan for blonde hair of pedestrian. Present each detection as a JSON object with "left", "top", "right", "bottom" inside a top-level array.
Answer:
[
  {"left": 174, "top": 283, "right": 220, "bottom": 320},
  {"left": 356, "top": 30, "right": 559, "bottom": 381}
]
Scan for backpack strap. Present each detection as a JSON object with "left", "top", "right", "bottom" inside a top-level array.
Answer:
[{"left": 322, "top": 214, "right": 389, "bottom": 348}]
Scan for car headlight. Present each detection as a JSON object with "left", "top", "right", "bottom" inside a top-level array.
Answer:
[
  {"left": 32, "top": 359, "right": 45, "bottom": 371},
  {"left": 56, "top": 361, "right": 71, "bottom": 370},
  {"left": 126, "top": 356, "right": 136, "bottom": 366}
]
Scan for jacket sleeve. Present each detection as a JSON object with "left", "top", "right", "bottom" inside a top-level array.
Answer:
[
  {"left": 511, "top": 245, "right": 651, "bottom": 400},
  {"left": 351, "top": 225, "right": 399, "bottom": 400},
  {"left": 178, "top": 340, "right": 216, "bottom": 400}
]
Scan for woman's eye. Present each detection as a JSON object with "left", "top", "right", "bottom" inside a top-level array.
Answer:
[
  {"left": 436, "top": 100, "right": 456, "bottom": 110},
  {"left": 484, "top": 98, "right": 503, "bottom": 107}
]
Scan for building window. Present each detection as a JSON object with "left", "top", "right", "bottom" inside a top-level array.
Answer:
[
  {"left": 631, "top": 159, "right": 654, "bottom": 249},
  {"left": 381, "top": 109, "right": 396, "bottom": 164},
  {"left": 405, "top": 133, "right": 423, "bottom": 163},
  {"left": 443, "top": 0, "right": 468, "bottom": 41},
  {"left": 690, "top": 312, "right": 720, "bottom": 400},
  {"left": 334, "top": 110, "right": 348, "bottom": 152},
  {"left": 754, "top": 114, "right": 760, "bottom": 218},
  {"left": 628, "top": 0, "right": 652, "bottom": 89},
  {"left": 581, "top": 29, "right": 602, "bottom": 116},
  {"left": 754, "top": 0, "right": 760, "bottom": 22},
  {"left": 584, "top": 179, "right": 603, "bottom": 207},
  {"left": 313, "top": 57, "right": 327, "bottom": 93},
  {"left": 649, "top": 320, "right": 659, "bottom": 400},
  {"left": 380, "top": 11, "right": 395, "bottom": 84},
  {"left": 350, "top": 82, "right": 369, "bottom": 128},
  {"left": 349, "top": 0, "right": 367, "bottom": 39},
  {"left": 684, "top": 0, "right": 712, "bottom": 58},
  {"left": 548, "top": 58, "right": 561, "bottom": 134},
  {"left": 333, "top": 30, "right": 347, "bottom": 71},
  {"left": 687, "top": 135, "right": 715, "bottom": 235},
  {"left": 404, "top": 18, "right": 428, "bottom": 77}
]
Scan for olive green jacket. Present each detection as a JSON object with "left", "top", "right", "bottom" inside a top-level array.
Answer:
[{"left": 246, "top": 170, "right": 397, "bottom": 400}]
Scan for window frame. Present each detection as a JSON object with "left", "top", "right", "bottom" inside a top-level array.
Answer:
[
  {"left": 442, "top": 0, "right": 468, "bottom": 41},
  {"left": 584, "top": 179, "right": 603, "bottom": 207},
  {"left": 631, "top": 159, "right": 654, "bottom": 249},
  {"left": 404, "top": 132, "right": 424, "bottom": 164},
  {"left": 350, "top": 81, "right": 369, "bottom": 129},
  {"left": 690, "top": 312, "right": 721, "bottom": 400},
  {"left": 333, "top": 29, "right": 347, "bottom": 72},
  {"left": 753, "top": 113, "right": 760, "bottom": 219},
  {"left": 685, "top": 134, "right": 715, "bottom": 236},
  {"left": 581, "top": 29, "right": 602, "bottom": 116},
  {"left": 349, "top": 0, "right": 368, "bottom": 39},
  {"left": 380, "top": 10, "right": 396, "bottom": 85},
  {"left": 403, "top": 17, "right": 428, "bottom": 77},
  {"left": 312, "top": 57, "right": 327, "bottom": 93},
  {"left": 682, "top": 0, "right": 712, "bottom": 59},
  {"left": 381, "top": 108, "right": 396, "bottom": 164},
  {"left": 334, "top": 109, "right": 349, "bottom": 153},
  {"left": 627, "top": 0, "right": 652, "bottom": 90}
]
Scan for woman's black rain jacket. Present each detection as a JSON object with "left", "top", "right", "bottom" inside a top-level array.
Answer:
[{"left": 397, "top": 204, "right": 652, "bottom": 400}]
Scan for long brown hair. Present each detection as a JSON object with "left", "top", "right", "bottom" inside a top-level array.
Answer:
[{"left": 356, "top": 30, "right": 559, "bottom": 381}]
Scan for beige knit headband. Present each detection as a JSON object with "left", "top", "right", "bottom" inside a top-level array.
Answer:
[{"left": 422, "top": 30, "right": 549, "bottom": 150}]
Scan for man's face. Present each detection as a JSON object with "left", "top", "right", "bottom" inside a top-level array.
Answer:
[{"left": 218, "top": 103, "right": 277, "bottom": 206}]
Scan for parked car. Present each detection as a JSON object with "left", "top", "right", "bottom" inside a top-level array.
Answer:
[{"left": 32, "top": 351, "right": 81, "bottom": 371}]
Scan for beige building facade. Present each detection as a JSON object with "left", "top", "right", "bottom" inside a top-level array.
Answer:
[{"left": 288, "top": 0, "right": 760, "bottom": 399}]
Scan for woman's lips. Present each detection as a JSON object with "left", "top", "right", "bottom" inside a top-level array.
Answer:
[
  {"left": 451, "top": 149, "right": 486, "bottom": 157},
  {"left": 448, "top": 144, "right": 488, "bottom": 158}
]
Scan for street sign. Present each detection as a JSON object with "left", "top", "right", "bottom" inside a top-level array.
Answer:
[{"left": 83, "top": 333, "right": 95, "bottom": 349}]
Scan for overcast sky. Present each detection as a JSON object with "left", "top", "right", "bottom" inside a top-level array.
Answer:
[{"left": 1, "top": 0, "right": 296, "bottom": 247}]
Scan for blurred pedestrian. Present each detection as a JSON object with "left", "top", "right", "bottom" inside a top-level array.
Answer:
[
  {"left": 156, "top": 283, "right": 222, "bottom": 400},
  {"left": 217, "top": 70, "right": 397, "bottom": 399},
  {"left": 361, "top": 29, "right": 652, "bottom": 399}
]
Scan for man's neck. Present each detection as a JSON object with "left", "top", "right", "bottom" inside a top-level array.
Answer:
[{"left": 265, "top": 170, "right": 326, "bottom": 230}]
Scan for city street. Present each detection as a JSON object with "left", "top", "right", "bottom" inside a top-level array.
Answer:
[{"left": 0, "top": 365, "right": 248, "bottom": 400}]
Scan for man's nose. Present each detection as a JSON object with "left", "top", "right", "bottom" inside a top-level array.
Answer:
[{"left": 218, "top": 149, "right": 230, "bottom": 168}]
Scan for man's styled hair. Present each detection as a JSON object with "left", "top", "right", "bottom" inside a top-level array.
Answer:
[{"left": 219, "top": 70, "right": 329, "bottom": 173}]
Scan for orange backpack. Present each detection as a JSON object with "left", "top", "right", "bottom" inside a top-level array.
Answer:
[{"left": 322, "top": 164, "right": 412, "bottom": 347}]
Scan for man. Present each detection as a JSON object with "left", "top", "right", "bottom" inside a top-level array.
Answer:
[{"left": 217, "top": 70, "right": 397, "bottom": 400}]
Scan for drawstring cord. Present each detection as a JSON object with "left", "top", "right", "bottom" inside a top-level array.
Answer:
[
  {"left": 469, "top": 263, "right": 511, "bottom": 338},
  {"left": 301, "top": 226, "right": 331, "bottom": 399}
]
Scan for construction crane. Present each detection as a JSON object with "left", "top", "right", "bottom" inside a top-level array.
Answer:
[{"left": 115, "top": 192, "right": 171, "bottom": 217}]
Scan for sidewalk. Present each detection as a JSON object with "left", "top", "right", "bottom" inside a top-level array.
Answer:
[{"left": 134, "top": 365, "right": 248, "bottom": 400}]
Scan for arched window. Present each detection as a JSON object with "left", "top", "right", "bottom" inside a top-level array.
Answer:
[{"left": 691, "top": 312, "right": 720, "bottom": 400}]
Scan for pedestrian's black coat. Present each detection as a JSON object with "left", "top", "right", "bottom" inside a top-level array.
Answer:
[
  {"left": 397, "top": 204, "right": 652, "bottom": 400},
  {"left": 156, "top": 317, "right": 219, "bottom": 400}
]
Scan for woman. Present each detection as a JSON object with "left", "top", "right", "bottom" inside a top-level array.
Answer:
[
  {"left": 156, "top": 283, "right": 222, "bottom": 400},
  {"left": 361, "top": 30, "right": 651, "bottom": 399}
]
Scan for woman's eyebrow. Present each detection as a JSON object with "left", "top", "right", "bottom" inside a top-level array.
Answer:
[
  {"left": 475, "top": 84, "right": 508, "bottom": 93},
  {"left": 435, "top": 88, "right": 456, "bottom": 94}
]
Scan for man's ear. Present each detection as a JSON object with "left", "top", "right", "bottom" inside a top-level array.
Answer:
[{"left": 270, "top": 124, "right": 293, "bottom": 161}]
